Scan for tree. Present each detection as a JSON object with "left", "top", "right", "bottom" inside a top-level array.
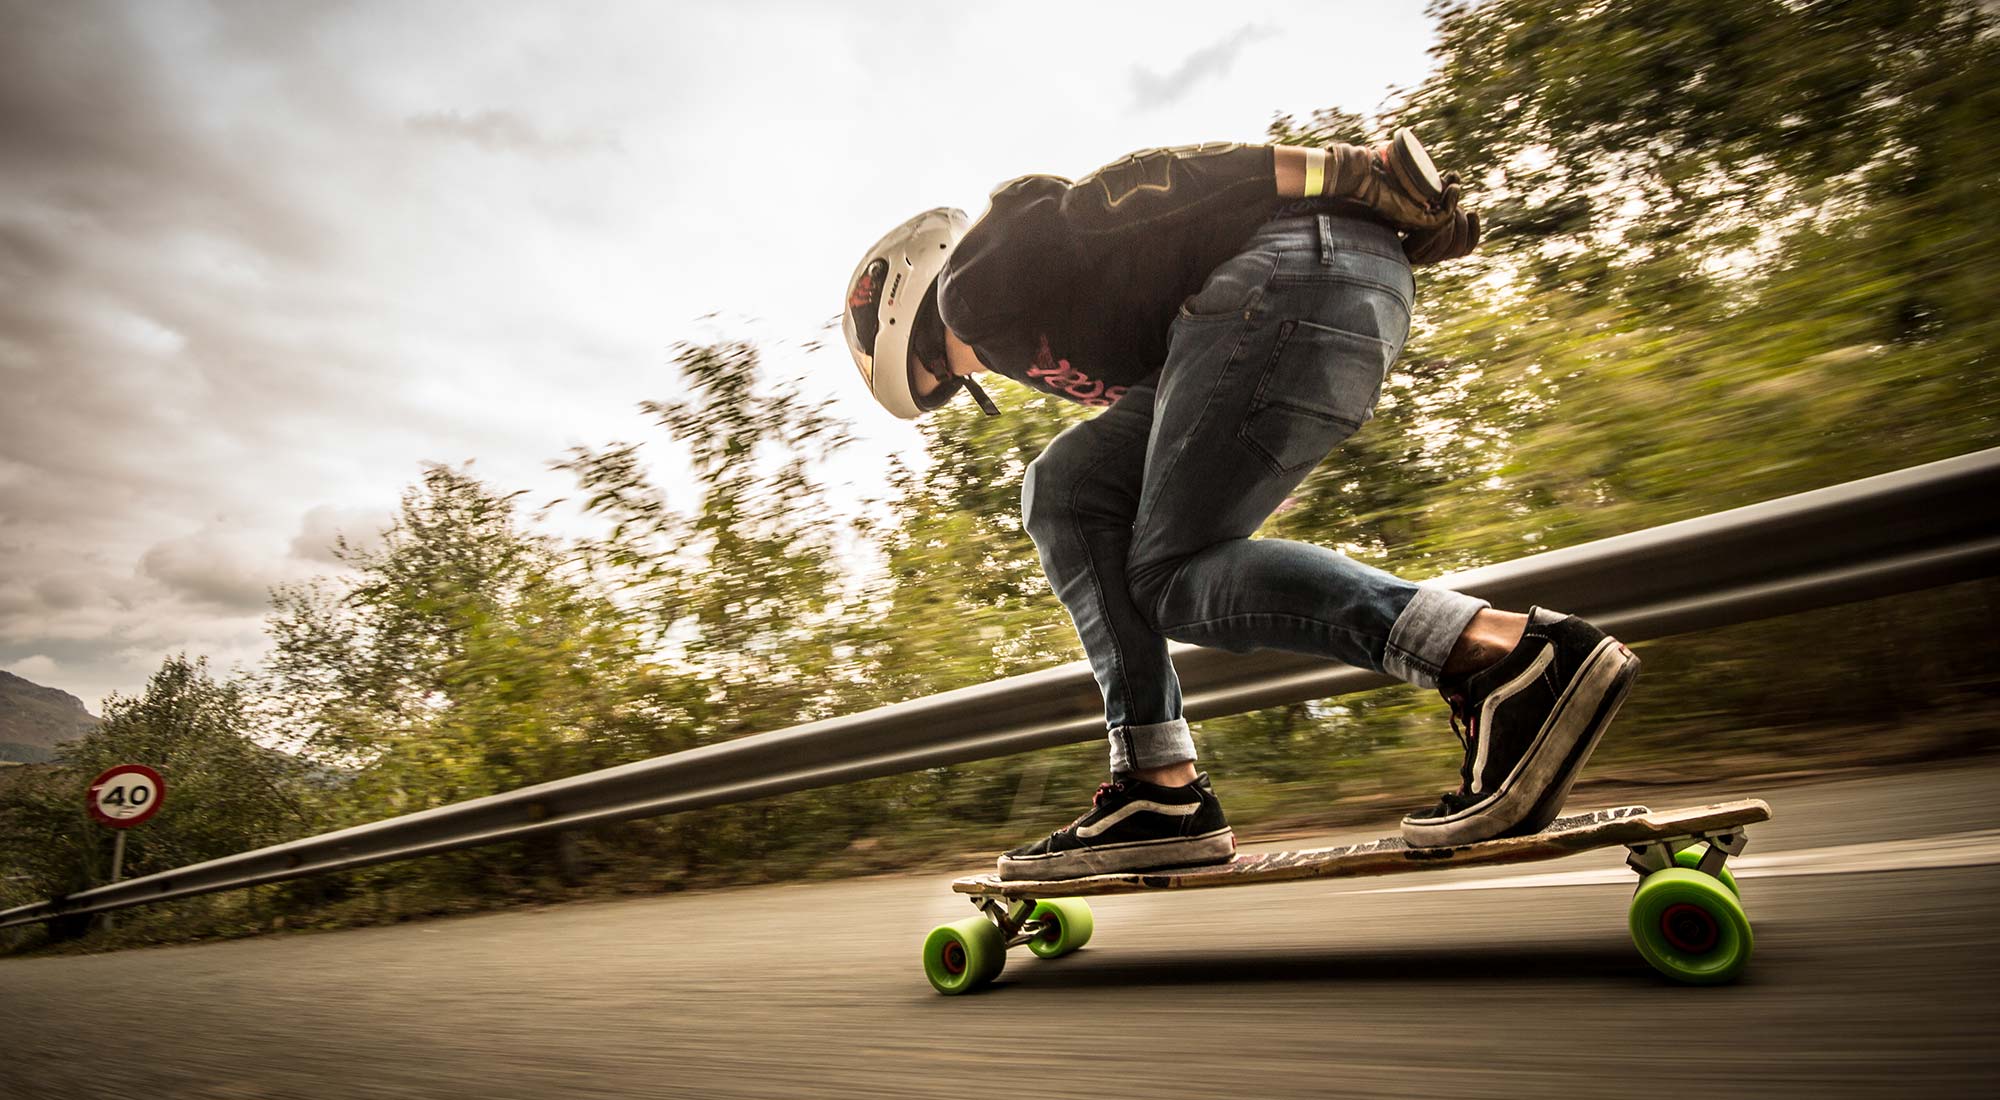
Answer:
[
  {"left": 557, "top": 341, "right": 916, "bottom": 875},
  {"left": 0, "top": 656, "right": 311, "bottom": 919},
  {"left": 263, "top": 464, "right": 684, "bottom": 894}
]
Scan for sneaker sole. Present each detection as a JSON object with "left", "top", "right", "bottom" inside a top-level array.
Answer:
[
  {"left": 996, "top": 828, "right": 1236, "bottom": 882},
  {"left": 1514, "top": 647, "right": 1640, "bottom": 833},
  {"left": 1401, "top": 638, "right": 1641, "bottom": 848}
]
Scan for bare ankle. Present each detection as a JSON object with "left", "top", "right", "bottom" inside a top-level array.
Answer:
[
  {"left": 1441, "top": 609, "right": 1528, "bottom": 680},
  {"left": 1126, "top": 760, "right": 1199, "bottom": 787}
]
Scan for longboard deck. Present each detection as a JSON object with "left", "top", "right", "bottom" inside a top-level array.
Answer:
[{"left": 955, "top": 799, "right": 1770, "bottom": 900}]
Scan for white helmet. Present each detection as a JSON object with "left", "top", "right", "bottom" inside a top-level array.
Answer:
[{"left": 843, "top": 207, "right": 973, "bottom": 420}]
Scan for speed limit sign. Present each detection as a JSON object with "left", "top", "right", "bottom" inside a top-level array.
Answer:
[{"left": 87, "top": 764, "right": 165, "bottom": 829}]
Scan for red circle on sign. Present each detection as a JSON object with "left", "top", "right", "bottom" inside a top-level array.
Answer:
[{"left": 87, "top": 764, "right": 165, "bottom": 829}]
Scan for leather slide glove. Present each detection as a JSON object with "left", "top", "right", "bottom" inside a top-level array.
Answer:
[
  {"left": 1403, "top": 174, "right": 1481, "bottom": 265},
  {"left": 1325, "top": 137, "right": 1453, "bottom": 232}
]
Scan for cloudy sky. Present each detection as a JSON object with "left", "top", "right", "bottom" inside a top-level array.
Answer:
[{"left": 0, "top": 0, "right": 1437, "bottom": 710}]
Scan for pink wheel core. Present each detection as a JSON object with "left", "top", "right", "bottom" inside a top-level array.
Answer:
[
  {"left": 941, "top": 940, "right": 967, "bottom": 975},
  {"left": 1660, "top": 902, "right": 1721, "bottom": 953}
]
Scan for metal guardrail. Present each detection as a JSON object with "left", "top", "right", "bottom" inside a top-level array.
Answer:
[{"left": 4, "top": 447, "right": 1997, "bottom": 929}]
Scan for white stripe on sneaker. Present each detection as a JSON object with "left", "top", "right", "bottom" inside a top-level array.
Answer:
[
  {"left": 1472, "top": 645, "right": 1554, "bottom": 794},
  {"left": 1075, "top": 799, "right": 1199, "bottom": 838}
]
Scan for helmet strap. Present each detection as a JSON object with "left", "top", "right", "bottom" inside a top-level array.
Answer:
[{"left": 962, "top": 377, "right": 1000, "bottom": 417}]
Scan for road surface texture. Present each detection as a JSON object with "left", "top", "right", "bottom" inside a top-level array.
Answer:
[{"left": 4, "top": 759, "right": 1997, "bottom": 1099}]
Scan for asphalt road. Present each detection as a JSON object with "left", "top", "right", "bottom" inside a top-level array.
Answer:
[{"left": 4, "top": 760, "right": 1998, "bottom": 1099}]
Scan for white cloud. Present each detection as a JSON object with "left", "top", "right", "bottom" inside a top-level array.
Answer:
[
  {"left": 3, "top": 654, "right": 61, "bottom": 684},
  {"left": 290, "top": 504, "right": 391, "bottom": 565},
  {"left": 1130, "top": 24, "right": 1279, "bottom": 109},
  {"left": 0, "top": 0, "right": 1438, "bottom": 706},
  {"left": 138, "top": 530, "right": 283, "bottom": 611}
]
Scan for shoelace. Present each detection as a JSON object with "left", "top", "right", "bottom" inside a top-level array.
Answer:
[
  {"left": 1049, "top": 780, "right": 1129, "bottom": 838},
  {"left": 1072, "top": 780, "right": 1125, "bottom": 826},
  {"left": 1437, "top": 690, "right": 1480, "bottom": 807}
]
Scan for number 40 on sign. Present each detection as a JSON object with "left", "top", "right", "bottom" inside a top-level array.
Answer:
[{"left": 87, "top": 764, "right": 165, "bottom": 829}]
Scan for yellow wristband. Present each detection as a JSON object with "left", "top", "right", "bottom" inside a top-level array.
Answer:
[{"left": 1302, "top": 147, "right": 1327, "bottom": 198}]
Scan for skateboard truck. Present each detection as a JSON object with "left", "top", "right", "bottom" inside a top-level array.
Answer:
[
  {"left": 1625, "top": 826, "right": 1750, "bottom": 878},
  {"left": 971, "top": 896, "right": 1049, "bottom": 949}
]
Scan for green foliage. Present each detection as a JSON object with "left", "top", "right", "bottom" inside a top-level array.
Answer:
[
  {"left": 267, "top": 466, "right": 674, "bottom": 810},
  {"left": 1278, "top": 0, "right": 1999, "bottom": 563},
  {"left": 863, "top": 383, "right": 1089, "bottom": 696},
  {"left": 257, "top": 465, "right": 691, "bottom": 902},
  {"left": 551, "top": 342, "right": 900, "bottom": 877},
  {"left": 9, "top": 0, "right": 2000, "bottom": 952},
  {"left": 1236, "top": 0, "right": 1999, "bottom": 788},
  {"left": 560, "top": 342, "right": 855, "bottom": 719},
  {"left": 0, "top": 656, "right": 312, "bottom": 914},
  {"left": 1265, "top": 106, "right": 1372, "bottom": 150}
]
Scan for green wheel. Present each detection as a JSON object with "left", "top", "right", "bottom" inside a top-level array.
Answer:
[
  {"left": 923, "top": 915, "right": 1006, "bottom": 995},
  {"left": 1027, "top": 898, "right": 1095, "bottom": 959},
  {"left": 1629, "top": 867, "right": 1754, "bottom": 984},
  {"left": 1673, "top": 845, "right": 1741, "bottom": 897}
]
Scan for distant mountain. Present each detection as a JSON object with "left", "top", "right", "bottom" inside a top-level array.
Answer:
[{"left": 0, "top": 670, "right": 99, "bottom": 763}]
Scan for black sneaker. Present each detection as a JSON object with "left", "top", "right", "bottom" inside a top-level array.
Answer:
[
  {"left": 1401, "top": 608, "right": 1641, "bottom": 847},
  {"left": 997, "top": 773, "right": 1236, "bottom": 881}
]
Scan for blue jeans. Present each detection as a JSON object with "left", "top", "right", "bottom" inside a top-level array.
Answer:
[{"left": 1021, "top": 214, "right": 1489, "bottom": 774}]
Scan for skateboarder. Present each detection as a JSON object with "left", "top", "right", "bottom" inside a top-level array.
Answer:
[{"left": 841, "top": 134, "right": 1640, "bottom": 879}]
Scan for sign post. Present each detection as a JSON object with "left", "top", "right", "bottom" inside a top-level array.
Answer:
[{"left": 86, "top": 764, "right": 165, "bottom": 932}]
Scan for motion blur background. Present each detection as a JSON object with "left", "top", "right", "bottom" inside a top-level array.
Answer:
[{"left": 2, "top": 0, "right": 1996, "bottom": 948}]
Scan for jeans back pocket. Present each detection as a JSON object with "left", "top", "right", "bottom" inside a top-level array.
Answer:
[
  {"left": 1237, "top": 319, "right": 1396, "bottom": 475},
  {"left": 1179, "top": 248, "right": 1279, "bottom": 321}
]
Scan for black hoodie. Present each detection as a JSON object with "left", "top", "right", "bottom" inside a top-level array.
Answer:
[{"left": 937, "top": 142, "right": 1364, "bottom": 408}]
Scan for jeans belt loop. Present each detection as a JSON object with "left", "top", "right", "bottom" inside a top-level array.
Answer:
[{"left": 1316, "top": 213, "right": 1335, "bottom": 266}]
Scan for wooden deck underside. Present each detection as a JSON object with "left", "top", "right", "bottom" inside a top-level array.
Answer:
[{"left": 955, "top": 799, "right": 1771, "bottom": 900}]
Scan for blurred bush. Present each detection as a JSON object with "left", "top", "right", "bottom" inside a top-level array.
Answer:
[{"left": 7, "top": 0, "right": 1998, "bottom": 951}]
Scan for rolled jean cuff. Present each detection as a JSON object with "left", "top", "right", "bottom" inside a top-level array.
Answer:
[
  {"left": 1108, "top": 718, "right": 1198, "bottom": 774},
  {"left": 1383, "top": 585, "right": 1490, "bottom": 689}
]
